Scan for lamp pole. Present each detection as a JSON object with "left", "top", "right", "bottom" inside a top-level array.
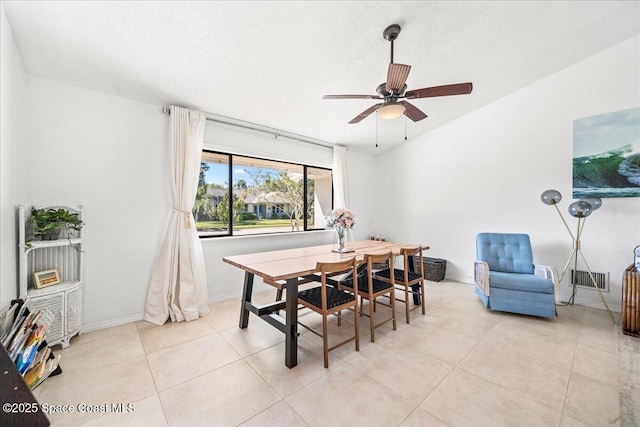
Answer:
[{"left": 541, "top": 190, "right": 615, "bottom": 323}]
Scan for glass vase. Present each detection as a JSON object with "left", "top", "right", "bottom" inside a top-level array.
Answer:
[
  {"left": 337, "top": 227, "right": 345, "bottom": 250},
  {"left": 331, "top": 227, "right": 354, "bottom": 253}
]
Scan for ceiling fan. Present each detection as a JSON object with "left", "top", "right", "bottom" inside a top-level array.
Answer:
[{"left": 323, "top": 24, "right": 473, "bottom": 124}]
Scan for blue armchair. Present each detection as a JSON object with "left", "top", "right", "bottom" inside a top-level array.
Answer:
[{"left": 474, "top": 233, "right": 558, "bottom": 318}]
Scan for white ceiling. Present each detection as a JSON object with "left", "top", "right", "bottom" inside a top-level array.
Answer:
[{"left": 3, "top": 1, "right": 639, "bottom": 155}]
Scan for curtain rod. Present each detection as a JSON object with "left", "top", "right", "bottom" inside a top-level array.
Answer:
[{"left": 162, "top": 106, "right": 334, "bottom": 150}]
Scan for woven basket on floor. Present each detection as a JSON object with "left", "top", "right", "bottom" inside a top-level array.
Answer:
[{"left": 414, "top": 256, "right": 446, "bottom": 282}]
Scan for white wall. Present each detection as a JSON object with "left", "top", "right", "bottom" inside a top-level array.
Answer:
[
  {"left": 15, "top": 77, "right": 377, "bottom": 330},
  {"left": 22, "top": 77, "right": 170, "bottom": 329},
  {"left": 0, "top": 4, "right": 27, "bottom": 306},
  {"left": 376, "top": 35, "right": 640, "bottom": 312}
]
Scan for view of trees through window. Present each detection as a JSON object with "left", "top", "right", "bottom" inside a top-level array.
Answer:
[{"left": 194, "top": 151, "right": 333, "bottom": 237}]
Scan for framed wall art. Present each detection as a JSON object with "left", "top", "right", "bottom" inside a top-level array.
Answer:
[{"left": 573, "top": 107, "right": 640, "bottom": 198}]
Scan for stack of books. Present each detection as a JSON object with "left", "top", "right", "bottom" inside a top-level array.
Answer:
[{"left": 0, "top": 301, "right": 61, "bottom": 390}]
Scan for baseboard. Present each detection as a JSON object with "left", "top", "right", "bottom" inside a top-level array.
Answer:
[
  {"left": 207, "top": 282, "right": 272, "bottom": 304},
  {"left": 446, "top": 275, "right": 475, "bottom": 286},
  {"left": 80, "top": 284, "right": 272, "bottom": 334},
  {"left": 562, "top": 294, "right": 622, "bottom": 314},
  {"left": 208, "top": 291, "right": 242, "bottom": 304},
  {"left": 81, "top": 312, "right": 145, "bottom": 334}
]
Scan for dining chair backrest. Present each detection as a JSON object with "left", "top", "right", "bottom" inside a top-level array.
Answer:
[
  {"left": 315, "top": 257, "right": 359, "bottom": 310},
  {"left": 401, "top": 246, "right": 424, "bottom": 280},
  {"left": 364, "top": 251, "right": 395, "bottom": 287},
  {"left": 317, "top": 257, "right": 358, "bottom": 275}
]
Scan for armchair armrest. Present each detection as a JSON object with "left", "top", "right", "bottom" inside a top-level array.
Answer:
[
  {"left": 474, "top": 261, "right": 490, "bottom": 296},
  {"left": 534, "top": 264, "right": 560, "bottom": 303}
]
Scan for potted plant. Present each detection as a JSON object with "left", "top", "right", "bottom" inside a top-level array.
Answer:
[{"left": 31, "top": 207, "right": 84, "bottom": 240}]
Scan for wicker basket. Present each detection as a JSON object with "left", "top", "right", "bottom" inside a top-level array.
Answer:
[
  {"left": 622, "top": 264, "right": 639, "bottom": 337},
  {"left": 415, "top": 257, "right": 446, "bottom": 282}
]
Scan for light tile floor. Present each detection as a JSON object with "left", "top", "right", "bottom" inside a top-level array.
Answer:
[{"left": 33, "top": 281, "right": 623, "bottom": 426}]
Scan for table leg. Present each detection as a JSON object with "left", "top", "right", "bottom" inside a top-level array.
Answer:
[
  {"left": 239, "top": 272, "right": 254, "bottom": 329},
  {"left": 409, "top": 256, "right": 421, "bottom": 305},
  {"left": 285, "top": 277, "right": 298, "bottom": 368}
]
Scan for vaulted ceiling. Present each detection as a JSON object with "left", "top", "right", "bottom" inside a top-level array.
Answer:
[{"left": 3, "top": 1, "right": 639, "bottom": 155}]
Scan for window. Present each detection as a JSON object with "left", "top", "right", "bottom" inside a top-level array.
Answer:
[{"left": 195, "top": 150, "right": 333, "bottom": 237}]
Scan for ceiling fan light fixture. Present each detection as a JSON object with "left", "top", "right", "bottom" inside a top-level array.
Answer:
[
  {"left": 322, "top": 23, "right": 473, "bottom": 124},
  {"left": 377, "top": 103, "right": 405, "bottom": 119}
]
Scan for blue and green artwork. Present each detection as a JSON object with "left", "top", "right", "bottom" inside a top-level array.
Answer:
[{"left": 573, "top": 107, "right": 640, "bottom": 198}]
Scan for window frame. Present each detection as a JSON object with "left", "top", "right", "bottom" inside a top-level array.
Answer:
[{"left": 197, "top": 149, "right": 333, "bottom": 238}]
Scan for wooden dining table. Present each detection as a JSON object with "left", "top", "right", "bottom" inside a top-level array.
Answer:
[{"left": 222, "top": 240, "right": 428, "bottom": 368}]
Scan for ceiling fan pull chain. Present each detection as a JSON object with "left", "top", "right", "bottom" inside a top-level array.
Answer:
[{"left": 404, "top": 116, "right": 408, "bottom": 141}]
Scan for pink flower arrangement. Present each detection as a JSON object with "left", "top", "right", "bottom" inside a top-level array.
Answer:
[{"left": 326, "top": 207, "right": 355, "bottom": 230}]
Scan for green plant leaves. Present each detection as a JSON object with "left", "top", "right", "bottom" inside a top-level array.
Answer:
[{"left": 31, "top": 208, "right": 83, "bottom": 236}]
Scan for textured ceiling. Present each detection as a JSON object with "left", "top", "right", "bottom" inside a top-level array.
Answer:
[{"left": 3, "top": 1, "right": 639, "bottom": 155}]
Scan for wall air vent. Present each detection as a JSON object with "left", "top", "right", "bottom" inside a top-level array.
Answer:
[{"left": 569, "top": 269, "right": 609, "bottom": 292}]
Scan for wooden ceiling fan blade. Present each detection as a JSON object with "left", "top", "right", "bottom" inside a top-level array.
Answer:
[
  {"left": 386, "top": 63, "right": 411, "bottom": 93},
  {"left": 348, "top": 103, "right": 383, "bottom": 124},
  {"left": 405, "top": 82, "right": 473, "bottom": 99},
  {"left": 322, "top": 94, "right": 381, "bottom": 100},
  {"left": 400, "top": 101, "right": 427, "bottom": 122}
]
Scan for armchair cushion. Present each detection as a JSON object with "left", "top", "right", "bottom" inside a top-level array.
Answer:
[
  {"left": 483, "top": 287, "right": 557, "bottom": 318},
  {"left": 489, "top": 271, "right": 554, "bottom": 294},
  {"left": 476, "top": 233, "right": 535, "bottom": 274}
]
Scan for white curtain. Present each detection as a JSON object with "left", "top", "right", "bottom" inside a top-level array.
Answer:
[
  {"left": 144, "top": 105, "right": 210, "bottom": 325},
  {"left": 332, "top": 145, "right": 349, "bottom": 209}
]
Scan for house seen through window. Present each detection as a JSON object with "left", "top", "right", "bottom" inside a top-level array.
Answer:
[{"left": 194, "top": 150, "right": 333, "bottom": 237}]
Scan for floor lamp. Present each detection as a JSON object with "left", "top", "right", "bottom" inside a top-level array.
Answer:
[{"left": 540, "top": 189, "right": 615, "bottom": 323}]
